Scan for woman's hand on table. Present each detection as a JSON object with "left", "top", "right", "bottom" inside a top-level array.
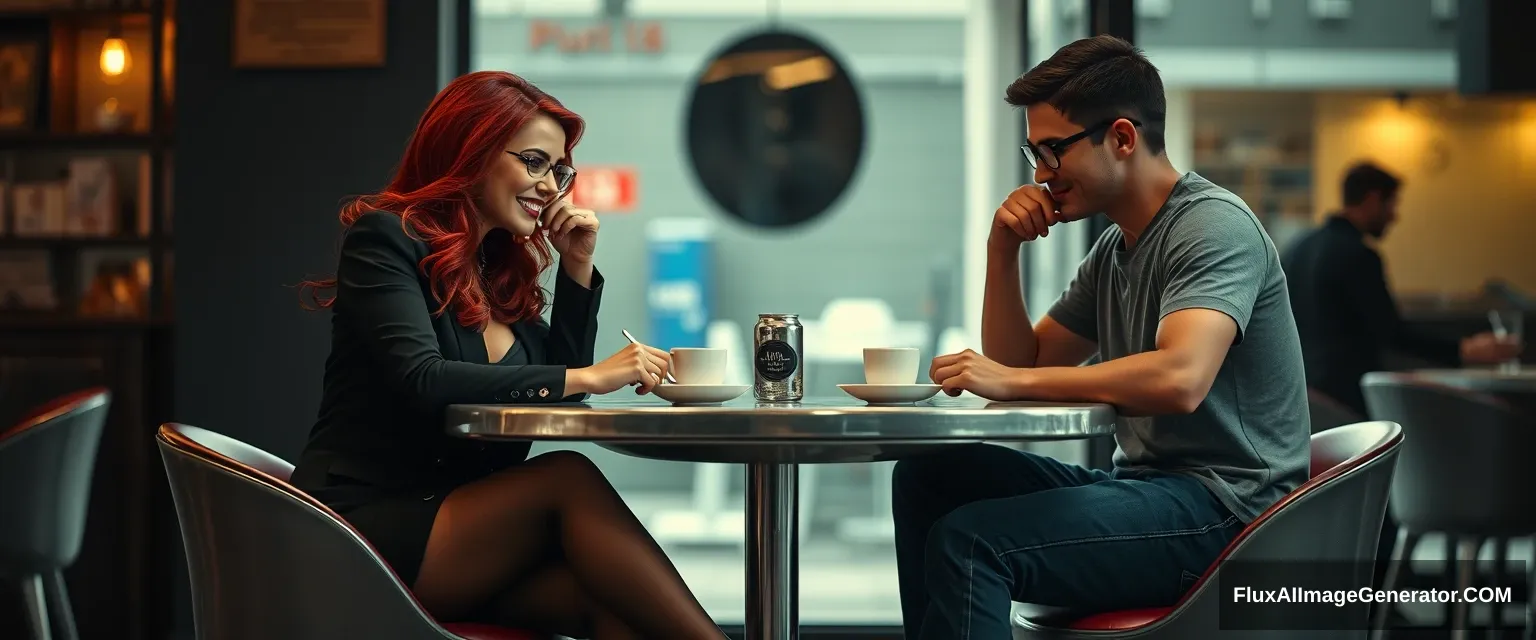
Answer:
[{"left": 567, "top": 342, "right": 673, "bottom": 396}]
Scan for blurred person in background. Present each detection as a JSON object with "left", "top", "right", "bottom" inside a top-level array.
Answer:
[{"left": 1283, "top": 161, "right": 1522, "bottom": 417}]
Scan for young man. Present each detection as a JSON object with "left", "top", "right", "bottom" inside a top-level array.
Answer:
[{"left": 893, "top": 35, "right": 1310, "bottom": 640}]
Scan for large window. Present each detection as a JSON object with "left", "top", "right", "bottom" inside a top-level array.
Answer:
[
  {"left": 472, "top": 0, "right": 969, "bottom": 626},
  {"left": 473, "top": 0, "right": 1532, "bottom": 630}
]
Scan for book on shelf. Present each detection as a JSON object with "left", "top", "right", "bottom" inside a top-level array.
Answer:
[
  {"left": 0, "top": 250, "right": 56, "bottom": 311},
  {"left": 11, "top": 181, "right": 67, "bottom": 236},
  {"left": 7, "top": 155, "right": 141, "bottom": 238},
  {"left": 66, "top": 157, "right": 118, "bottom": 236},
  {"left": 137, "top": 153, "right": 152, "bottom": 236}
]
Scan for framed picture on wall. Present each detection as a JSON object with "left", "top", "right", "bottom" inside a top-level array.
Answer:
[
  {"left": 0, "top": 37, "right": 43, "bottom": 133},
  {"left": 0, "top": 0, "right": 74, "bottom": 10},
  {"left": 232, "top": 0, "right": 386, "bottom": 69}
]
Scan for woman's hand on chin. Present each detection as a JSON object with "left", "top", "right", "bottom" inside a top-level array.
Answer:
[{"left": 541, "top": 196, "right": 599, "bottom": 264}]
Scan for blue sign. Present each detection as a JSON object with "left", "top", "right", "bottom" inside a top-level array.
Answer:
[{"left": 646, "top": 218, "right": 713, "bottom": 351}]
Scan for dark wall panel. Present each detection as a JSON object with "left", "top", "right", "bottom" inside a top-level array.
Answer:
[
  {"left": 174, "top": 0, "right": 451, "bottom": 458},
  {"left": 170, "top": 1, "right": 459, "bottom": 636}
]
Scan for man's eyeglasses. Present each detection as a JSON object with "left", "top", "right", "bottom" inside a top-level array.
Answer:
[
  {"left": 1020, "top": 118, "right": 1143, "bottom": 170},
  {"left": 509, "top": 152, "right": 577, "bottom": 192}
]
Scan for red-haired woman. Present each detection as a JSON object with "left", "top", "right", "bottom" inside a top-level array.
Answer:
[{"left": 292, "top": 71, "right": 723, "bottom": 639}]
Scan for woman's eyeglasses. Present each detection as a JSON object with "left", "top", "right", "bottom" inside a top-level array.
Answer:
[{"left": 510, "top": 152, "right": 577, "bottom": 192}]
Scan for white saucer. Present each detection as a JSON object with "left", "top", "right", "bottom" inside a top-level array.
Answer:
[
  {"left": 652, "top": 384, "right": 750, "bottom": 405},
  {"left": 838, "top": 384, "right": 942, "bottom": 404}
]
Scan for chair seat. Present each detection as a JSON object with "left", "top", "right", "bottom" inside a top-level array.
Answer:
[
  {"left": 443, "top": 622, "right": 547, "bottom": 640},
  {"left": 1017, "top": 604, "right": 1173, "bottom": 631},
  {"left": 1066, "top": 608, "right": 1173, "bottom": 630}
]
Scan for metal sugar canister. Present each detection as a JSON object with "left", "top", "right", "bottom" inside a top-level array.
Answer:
[{"left": 752, "top": 313, "right": 804, "bottom": 402}]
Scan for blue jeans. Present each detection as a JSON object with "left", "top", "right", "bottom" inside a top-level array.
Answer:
[{"left": 892, "top": 444, "right": 1242, "bottom": 640}]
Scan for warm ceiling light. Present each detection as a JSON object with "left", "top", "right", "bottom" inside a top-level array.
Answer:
[{"left": 100, "top": 37, "right": 130, "bottom": 77}]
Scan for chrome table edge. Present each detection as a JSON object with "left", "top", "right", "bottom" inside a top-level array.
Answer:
[{"left": 445, "top": 398, "right": 1117, "bottom": 442}]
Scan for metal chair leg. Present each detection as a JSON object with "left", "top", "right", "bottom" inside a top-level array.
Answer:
[
  {"left": 1373, "top": 527, "right": 1421, "bottom": 639},
  {"left": 1451, "top": 536, "right": 1483, "bottom": 640},
  {"left": 1525, "top": 542, "right": 1533, "bottom": 640},
  {"left": 1490, "top": 538, "right": 1507, "bottom": 639},
  {"left": 21, "top": 574, "right": 53, "bottom": 640},
  {"left": 43, "top": 571, "right": 77, "bottom": 640},
  {"left": 1445, "top": 535, "right": 1460, "bottom": 633}
]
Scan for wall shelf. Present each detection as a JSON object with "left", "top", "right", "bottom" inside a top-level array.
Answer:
[
  {"left": 0, "top": 132, "right": 158, "bottom": 150},
  {"left": 0, "top": 311, "right": 169, "bottom": 330},
  {"left": 0, "top": 234, "right": 168, "bottom": 249},
  {"left": 0, "top": 3, "right": 152, "bottom": 21}
]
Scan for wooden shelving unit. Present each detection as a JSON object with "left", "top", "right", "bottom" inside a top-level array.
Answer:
[
  {"left": 0, "top": 0, "right": 173, "bottom": 323},
  {"left": 0, "top": 1, "right": 174, "bottom": 639}
]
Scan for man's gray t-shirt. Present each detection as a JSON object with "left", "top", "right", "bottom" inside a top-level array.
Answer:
[{"left": 1046, "top": 172, "right": 1310, "bottom": 522}]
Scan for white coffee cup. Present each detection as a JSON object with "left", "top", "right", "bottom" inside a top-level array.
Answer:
[
  {"left": 863, "top": 347, "right": 919, "bottom": 385},
  {"left": 670, "top": 348, "right": 727, "bottom": 385}
]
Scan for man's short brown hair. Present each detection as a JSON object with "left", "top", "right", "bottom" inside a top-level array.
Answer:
[{"left": 1006, "top": 35, "right": 1167, "bottom": 154}]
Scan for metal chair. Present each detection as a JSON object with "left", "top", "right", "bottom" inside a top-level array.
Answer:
[
  {"left": 1012, "top": 420, "right": 1403, "bottom": 639},
  {"left": 156, "top": 423, "right": 544, "bottom": 640},
  {"left": 0, "top": 388, "right": 111, "bottom": 640},
  {"left": 1361, "top": 372, "right": 1536, "bottom": 639}
]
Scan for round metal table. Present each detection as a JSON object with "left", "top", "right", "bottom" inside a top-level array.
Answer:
[
  {"left": 446, "top": 395, "right": 1116, "bottom": 640},
  {"left": 1406, "top": 368, "right": 1536, "bottom": 414},
  {"left": 1407, "top": 367, "right": 1536, "bottom": 393}
]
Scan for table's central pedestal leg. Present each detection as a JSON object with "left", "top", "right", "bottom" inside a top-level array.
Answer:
[{"left": 746, "top": 462, "right": 798, "bottom": 640}]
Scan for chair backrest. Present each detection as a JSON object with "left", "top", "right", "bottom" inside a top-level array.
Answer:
[
  {"left": 809, "top": 298, "right": 899, "bottom": 361},
  {"left": 169, "top": 421, "right": 296, "bottom": 480},
  {"left": 1360, "top": 371, "right": 1536, "bottom": 534},
  {"left": 0, "top": 388, "right": 111, "bottom": 574},
  {"left": 1230, "top": 420, "right": 1401, "bottom": 562},
  {"left": 1308, "top": 387, "right": 1364, "bottom": 435},
  {"left": 1156, "top": 420, "right": 1402, "bottom": 638},
  {"left": 156, "top": 423, "right": 456, "bottom": 639}
]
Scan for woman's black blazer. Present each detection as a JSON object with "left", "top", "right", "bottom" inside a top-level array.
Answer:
[{"left": 291, "top": 210, "right": 601, "bottom": 491}]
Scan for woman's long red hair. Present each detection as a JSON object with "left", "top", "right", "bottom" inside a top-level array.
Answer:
[{"left": 299, "top": 71, "right": 584, "bottom": 328}]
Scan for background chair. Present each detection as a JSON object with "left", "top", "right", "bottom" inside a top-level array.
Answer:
[
  {"left": 0, "top": 388, "right": 111, "bottom": 640},
  {"left": 1361, "top": 372, "right": 1536, "bottom": 639},
  {"left": 156, "top": 423, "right": 543, "bottom": 640},
  {"left": 1310, "top": 387, "right": 1365, "bottom": 434},
  {"left": 1012, "top": 420, "right": 1403, "bottom": 639}
]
